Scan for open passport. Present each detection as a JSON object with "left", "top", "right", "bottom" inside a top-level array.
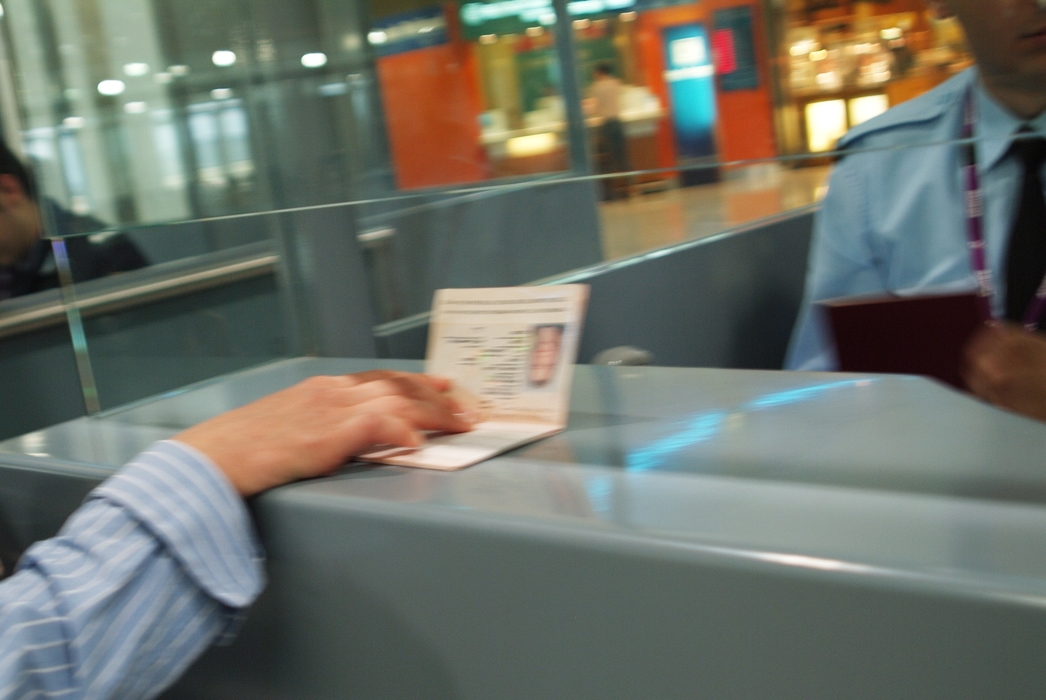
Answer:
[{"left": 360, "top": 285, "right": 589, "bottom": 470}]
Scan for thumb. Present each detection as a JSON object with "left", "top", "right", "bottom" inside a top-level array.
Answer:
[{"left": 330, "top": 413, "right": 423, "bottom": 467}]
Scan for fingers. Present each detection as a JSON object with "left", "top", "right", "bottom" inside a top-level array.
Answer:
[
  {"left": 307, "top": 372, "right": 474, "bottom": 432},
  {"left": 331, "top": 412, "right": 424, "bottom": 463},
  {"left": 962, "top": 324, "right": 1008, "bottom": 399},
  {"left": 344, "top": 376, "right": 469, "bottom": 425},
  {"left": 356, "top": 393, "right": 473, "bottom": 433},
  {"left": 346, "top": 370, "right": 452, "bottom": 393},
  {"left": 962, "top": 323, "right": 1046, "bottom": 422}
]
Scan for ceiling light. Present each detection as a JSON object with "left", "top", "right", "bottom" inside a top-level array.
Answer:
[
  {"left": 97, "top": 79, "right": 125, "bottom": 96},
  {"left": 301, "top": 52, "right": 327, "bottom": 68},
  {"left": 123, "top": 62, "right": 149, "bottom": 76},
  {"left": 212, "top": 50, "right": 236, "bottom": 67}
]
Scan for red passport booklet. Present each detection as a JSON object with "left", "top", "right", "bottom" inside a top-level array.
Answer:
[{"left": 820, "top": 292, "right": 985, "bottom": 389}]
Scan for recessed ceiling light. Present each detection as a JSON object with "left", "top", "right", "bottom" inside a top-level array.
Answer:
[
  {"left": 97, "top": 79, "right": 125, "bottom": 96},
  {"left": 123, "top": 62, "right": 149, "bottom": 76},
  {"left": 212, "top": 50, "right": 236, "bottom": 67}
]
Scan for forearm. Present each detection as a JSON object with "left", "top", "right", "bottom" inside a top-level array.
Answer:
[{"left": 0, "top": 441, "right": 264, "bottom": 699}]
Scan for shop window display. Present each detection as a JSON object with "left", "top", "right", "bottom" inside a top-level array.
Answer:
[{"left": 776, "top": 0, "right": 974, "bottom": 154}]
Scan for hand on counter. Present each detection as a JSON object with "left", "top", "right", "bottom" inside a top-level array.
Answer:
[
  {"left": 963, "top": 323, "right": 1046, "bottom": 423},
  {"left": 176, "top": 371, "right": 475, "bottom": 496}
]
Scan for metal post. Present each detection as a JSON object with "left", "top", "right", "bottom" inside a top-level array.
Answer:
[{"left": 551, "top": 0, "right": 592, "bottom": 176}]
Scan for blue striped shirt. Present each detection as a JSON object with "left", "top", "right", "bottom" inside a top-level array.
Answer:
[{"left": 0, "top": 440, "right": 264, "bottom": 699}]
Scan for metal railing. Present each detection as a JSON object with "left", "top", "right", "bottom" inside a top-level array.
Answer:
[{"left": 0, "top": 248, "right": 279, "bottom": 340}]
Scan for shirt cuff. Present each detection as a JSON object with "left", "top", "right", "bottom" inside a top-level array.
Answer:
[{"left": 90, "top": 440, "right": 265, "bottom": 609}]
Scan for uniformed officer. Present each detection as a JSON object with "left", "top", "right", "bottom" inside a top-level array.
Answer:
[{"left": 786, "top": 0, "right": 1046, "bottom": 422}]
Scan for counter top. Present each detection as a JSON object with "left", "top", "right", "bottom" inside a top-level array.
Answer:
[
  {"left": 6, "top": 358, "right": 1046, "bottom": 698},
  {"left": 7, "top": 357, "right": 1046, "bottom": 604}
]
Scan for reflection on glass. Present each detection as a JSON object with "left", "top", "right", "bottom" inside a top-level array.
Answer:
[
  {"left": 0, "top": 142, "right": 148, "bottom": 300},
  {"left": 0, "top": 0, "right": 995, "bottom": 428}
]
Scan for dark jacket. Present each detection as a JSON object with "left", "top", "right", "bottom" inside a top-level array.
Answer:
[{"left": 0, "top": 200, "right": 148, "bottom": 299}]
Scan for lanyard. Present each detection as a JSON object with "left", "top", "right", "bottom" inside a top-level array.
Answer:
[{"left": 961, "top": 88, "right": 1046, "bottom": 330}]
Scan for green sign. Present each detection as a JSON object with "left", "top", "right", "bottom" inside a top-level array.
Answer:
[{"left": 459, "top": 0, "right": 637, "bottom": 39}]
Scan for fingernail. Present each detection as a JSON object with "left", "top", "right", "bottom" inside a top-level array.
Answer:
[{"left": 455, "top": 411, "right": 478, "bottom": 425}]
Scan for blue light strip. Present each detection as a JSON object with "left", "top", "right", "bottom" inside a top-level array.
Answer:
[
  {"left": 626, "top": 412, "right": 726, "bottom": 472},
  {"left": 625, "top": 378, "right": 880, "bottom": 473},
  {"left": 743, "top": 379, "right": 875, "bottom": 411}
]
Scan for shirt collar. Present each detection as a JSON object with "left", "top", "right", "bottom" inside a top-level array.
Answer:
[{"left": 974, "top": 76, "right": 1046, "bottom": 173}]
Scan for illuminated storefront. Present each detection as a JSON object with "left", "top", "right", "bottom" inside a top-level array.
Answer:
[
  {"left": 369, "top": 0, "right": 778, "bottom": 190},
  {"left": 366, "top": 0, "right": 975, "bottom": 191},
  {"left": 771, "top": 0, "right": 973, "bottom": 155}
]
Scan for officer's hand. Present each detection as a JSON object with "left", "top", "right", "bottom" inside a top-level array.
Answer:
[
  {"left": 963, "top": 323, "right": 1046, "bottom": 423},
  {"left": 175, "top": 371, "right": 474, "bottom": 496}
]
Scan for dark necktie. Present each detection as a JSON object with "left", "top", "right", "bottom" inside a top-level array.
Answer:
[{"left": 1004, "top": 131, "right": 1046, "bottom": 323}]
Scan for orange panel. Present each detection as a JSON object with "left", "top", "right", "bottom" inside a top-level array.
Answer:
[
  {"left": 634, "top": 1, "right": 777, "bottom": 170},
  {"left": 711, "top": 0, "right": 778, "bottom": 163},
  {"left": 637, "top": 5, "right": 706, "bottom": 171},
  {"left": 376, "top": 42, "right": 490, "bottom": 190}
]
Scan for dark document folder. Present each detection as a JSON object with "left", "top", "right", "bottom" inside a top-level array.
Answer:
[{"left": 821, "top": 292, "right": 985, "bottom": 389}]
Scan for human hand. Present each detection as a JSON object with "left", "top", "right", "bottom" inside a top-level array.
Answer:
[
  {"left": 175, "top": 371, "right": 474, "bottom": 496},
  {"left": 962, "top": 323, "right": 1046, "bottom": 423}
]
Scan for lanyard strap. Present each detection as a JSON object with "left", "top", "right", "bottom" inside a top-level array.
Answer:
[{"left": 961, "top": 88, "right": 1046, "bottom": 330}]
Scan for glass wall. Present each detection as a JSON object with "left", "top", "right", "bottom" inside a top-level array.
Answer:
[{"left": 0, "top": 0, "right": 979, "bottom": 429}]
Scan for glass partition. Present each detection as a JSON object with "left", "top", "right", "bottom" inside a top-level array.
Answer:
[{"left": 0, "top": 0, "right": 989, "bottom": 432}]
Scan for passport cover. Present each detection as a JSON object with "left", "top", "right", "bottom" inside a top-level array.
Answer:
[{"left": 821, "top": 292, "right": 985, "bottom": 389}]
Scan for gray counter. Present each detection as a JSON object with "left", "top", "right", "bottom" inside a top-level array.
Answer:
[{"left": 3, "top": 358, "right": 1046, "bottom": 699}]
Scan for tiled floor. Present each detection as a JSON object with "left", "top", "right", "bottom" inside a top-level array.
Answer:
[{"left": 598, "top": 164, "right": 831, "bottom": 262}]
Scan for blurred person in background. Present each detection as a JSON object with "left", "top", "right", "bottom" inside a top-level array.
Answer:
[
  {"left": 0, "top": 140, "right": 146, "bottom": 300},
  {"left": 0, "top": 370, "right": 473, "bottom": 699},
  {"left": 589, "top": 63, "right": 630, "bottom": 199},
  {"left": 787, "top": 0, "right": 1046, "bottom": 422}
]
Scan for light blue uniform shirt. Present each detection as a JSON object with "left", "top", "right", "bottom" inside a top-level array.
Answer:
[
  {"left": 786, "top": 68, "right": 1046, "bottom": 371},
  {"left": 0, "top": 440, "right": 264, "bottom": 699}
]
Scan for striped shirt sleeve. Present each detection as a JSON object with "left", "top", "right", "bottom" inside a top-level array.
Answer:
[{"left": 0, "top": 440, "right": 265, "bottom": 700}]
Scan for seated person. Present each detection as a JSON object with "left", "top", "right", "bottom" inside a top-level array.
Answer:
[
  {"left": 0, "top": 370, "right": 474, "bottom": 698},
  {"left": 787, "top": 0, "right": 1046, "bottom": 419},
  {"left": 0, "top": 141, "right": 147, "bottom": 300}
]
